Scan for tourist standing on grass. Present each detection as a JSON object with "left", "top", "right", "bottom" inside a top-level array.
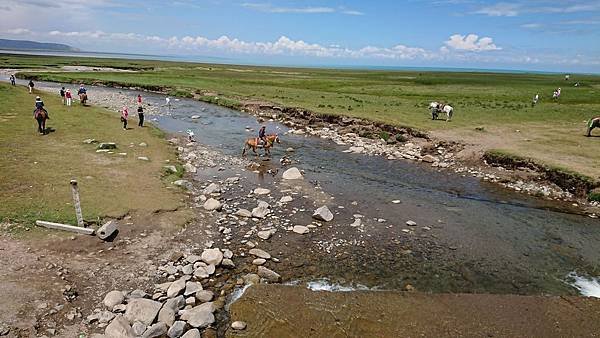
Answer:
[
  {"left": 137, "top": 105, "right": 144, "bottom": 127},
  {"left": 65, "top": 89, "right": 72, "bottom": 106},
  {"left": 121, "top": 106, "right": 129, "bottom": 130},
  {"left": 28, "top": 80, "right": 34, "bottom": 94},
  {"left": 9, "top": 74, "right": 16, "bottom": 85},
  {"left": 60, "top": 87, "right": 66, "bottom": 104}
]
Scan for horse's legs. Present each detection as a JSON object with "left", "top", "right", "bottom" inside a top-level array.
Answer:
[
  {"left": 242, "top": 145, "right": 247, "bottom": 156},
  {"left": 37, "top": 118, "right": 42, "bottom": 134},
  {"left": 42, "top": 118, "right": 46, "bottom": 134}
]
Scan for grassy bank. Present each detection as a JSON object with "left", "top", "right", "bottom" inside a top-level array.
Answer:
[
  {"left": 0, "top": 82, "right": 184, "bottom": 232},
  {"left": 4, "top": 53, "right": 600, "bottom": 180}
]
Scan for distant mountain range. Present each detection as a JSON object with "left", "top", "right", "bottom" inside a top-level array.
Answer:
[{"left": 0, "top": 38, "right": 79, "bottom": 52}]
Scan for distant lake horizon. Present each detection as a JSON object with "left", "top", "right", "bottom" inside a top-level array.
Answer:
[{"left": 2, "top": 49, "right": 597, "bottom": 76}]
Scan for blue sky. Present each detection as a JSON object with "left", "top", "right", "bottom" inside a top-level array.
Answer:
[{"left": 1, "top": 0, "right": 600, "bottom": 72}]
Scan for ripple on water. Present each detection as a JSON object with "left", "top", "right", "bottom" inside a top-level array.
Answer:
[
  {"left": 304, "top": 278, "right": 371, "bottom": 292},
  {"left": 568, "top": 272, "right": 600, "bottom": 298}
]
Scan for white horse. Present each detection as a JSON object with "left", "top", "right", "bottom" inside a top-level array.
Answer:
[{"left": 429, "top": 102, "right": 454, "bottom": 121}]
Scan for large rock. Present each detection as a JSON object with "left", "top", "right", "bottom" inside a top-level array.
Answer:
[
  {"left": 180, "top": 302, "right": 215, "bottom": 328},
  {"left": 257, "top": 266, "right": 281, "bottom": 283},
  {"left": 292, "top": 225, "right": 310, "bottom": 234},
  {"left": 251, "top": 204, "right": 269, "bottom": 218},
  {"left": 203, "top": 198, "right": 222, "bottom": 211},
  {"left": 168, "top": 321, "right": 187, "bottom": 338},
  {"left": 103, "top": 290, "right": 125, "bottom": 310},
  {"left": 158, "top": 306, "right": 176, "bottom": 326},
  {"left": 312, "top": 206, "right": 334, "bottom": 222},
  {"left": 104, "top": 315, "right": 136, "bottom": 338},
  {"left": 195, "top": 290, "right": 214, "bottom": 303},
  {"left": 201, "top": 248, "right": 223, "bottom": 266},
  {"left": 282, "top": 167, "right": 303, "bottom": 180},
  {"left": 235, "top": 209, "right": 252, "bottom": 218},
  {"left": 184, "top": 282, "right": 202, "bottom": 296},
  {"left": 125, "top": 298, "right": 162, "bottom": 325},
  {"left": 249, "top": 248, "right": 271, "bottom": 259},
  {"left": 253, "top": 187, "right": 271, "bottom": 195},
  {"left": 142, "top": 322, "right": 168, "bottom": 338},
  {"left": 181, "top": 329, "right": 201, "bottom": 338},
  {"left": 203, "top": 183, "right": 221, "bottom": 195},
  {"left": 163, "top": 296, "right": 185, "bottom": 312},
  {"left": 167, "top": 278, "right": 186, "bottom": 298},
  {"left": 132, "top": 322, "right": 147, "bottom": 336}
]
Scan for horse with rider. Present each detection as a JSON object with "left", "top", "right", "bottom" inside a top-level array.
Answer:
[
  {"left": 242, "top": 126, "right": 280, "bottom": 156},
  {"left": 429, "top": 101, "right": 454, "bottom": 121},
  {"left": 33, "top": 96, "right": 49, "bottom": 134}
]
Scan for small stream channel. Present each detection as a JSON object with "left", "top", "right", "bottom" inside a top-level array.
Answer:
[{"left": 6, "top": 77, "right": 600, "bottom": 296}]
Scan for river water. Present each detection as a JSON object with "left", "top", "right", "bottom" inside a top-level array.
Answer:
[{"left": 6, "top": 77, "right": 600, "bottom": 296}]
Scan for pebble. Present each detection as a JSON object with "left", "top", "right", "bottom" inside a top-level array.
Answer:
[{"left": 231, "top": 321, "right": 247, "bottom": 330}]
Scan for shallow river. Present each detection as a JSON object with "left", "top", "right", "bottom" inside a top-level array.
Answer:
[{"left": 7, "top": 78, "right": 600, "bottom": 296}]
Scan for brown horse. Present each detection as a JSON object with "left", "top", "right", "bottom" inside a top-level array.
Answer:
[
  {"left": 242, "top": 134, "right": 280, "bottom": 156},
  {"left": 79, "top": 93, "right": 88, "bottom": 105},
  {"left": 34, "top": 108, "right": 48, "bottom": 135}
]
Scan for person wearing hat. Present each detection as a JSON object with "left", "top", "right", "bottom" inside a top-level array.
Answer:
[
  {"left": 258, "top": 125, "right": 267, "bottom": 146},
  {"left": 33, "top": 96, "right": 49, "bottom": 119}
]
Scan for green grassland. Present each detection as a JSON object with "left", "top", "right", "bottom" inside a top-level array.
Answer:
[
  {"left": 0, "top": 81, "right": 185, "bottom": 232},
  {"left": 3, "top": 53, "right": 600, "bottom": 179}
]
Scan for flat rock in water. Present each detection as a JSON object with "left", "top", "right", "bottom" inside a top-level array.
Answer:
[
  {"left": 231, "top": 321, "right": 247, "bottom": 330},
  {"left": 201, "top": 248, "right": 223, "bottom": 266},
  {"left": 312, "top": 206, "right": 334, "bottom": 222},
  {"left": 257, "top": 266, "right": 281, "bottom": 282},
  {"left": 203, "top": 198, "right": 222, "bottom": 211},
  {"left": 253, "top": 188, "right": 271, "bottom": 195},
  {"left": 191, "top": 115, "right": 200, "bottom": 119},
  {"left": 125, "top": 298, "right": 162, "bottom": 325},
  {"left": 203, "top": 183, "right": 221, "bottom": 195},
  {"left": 292, "top": 225, "right": 310, "bottom": 234},
  {"left": 282, "top": 167, "right": 303, "bottom": 180},
  {"left": 249, "top": 248, "right": 271, "bottom": 259},
  {"left": 180, "top": 302, "right": 215, "bottom": 328},
  {"left": 406, "top": 220, "right": 417, "bottom": 226}
]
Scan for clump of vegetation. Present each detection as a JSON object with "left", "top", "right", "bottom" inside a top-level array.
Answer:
[
  {"left": 379, "top": 131, "right": 390, "bottom": 141},
  {"left": 589, "top": 188, "right": 600, "bottom": 202}
]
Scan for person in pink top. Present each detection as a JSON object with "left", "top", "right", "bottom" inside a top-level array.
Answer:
[
  {"left": 65, "top": 89, "right": 72, "bottom": 106},
  {"left": 136, "top": 94, "right": 142, "bottom": 106},
  {"left": 121, "top": 106, "right": 129, "bottom": 130}
]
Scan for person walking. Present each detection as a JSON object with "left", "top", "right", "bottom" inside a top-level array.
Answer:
[
  {"left": 28, "top": 80, "right": 34, "bottom": 94},
  {"left": 137, "top": 105, "right": 144, "bottom": 127},
  {"left": 60, "top": 87, "right": 66, "bottom": 105},
  {"left": 9, "top": 74, "right": 16, "bottom": 85},
  {"left": 65, "top": 89, "right": 72, "bottom": 106},
  {"left": 121, "top": 106, "right": 129, "bottom": 130}
]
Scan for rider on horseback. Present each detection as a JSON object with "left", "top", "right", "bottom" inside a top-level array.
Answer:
[
  {"left": 258, "top": 126, "right": 268, "bottom": 146},
  {"left": 33, "top": 96, "right": 49, "bottom": 119}
]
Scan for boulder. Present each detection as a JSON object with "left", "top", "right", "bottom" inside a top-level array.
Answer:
[
  {"left": 203, "top": 183, "right": 221, "bottom": 195},
  {"left": 103, "top": 290, "right": 125, "bottom": 310},
  {"left": 158, "top": 306, "right": 176, "bottom": 327},
  {"left": 142, "top": 322, "right": 167, "bottom": 338},
  {"left": 201, "top": 248, "right": 223, "bottom": 266},
  {"left": 312, "top": 206, "right": 334, "bottom": 222},
  {"left": 132, "top": 322, "right": 147, "bottom": 336},
  {"left": 167, "top": 278, "right": 186, "bottom": 298},
  {"left": 195, "top": 290, "right": 214, "bottom": 303},
  {"left": 163, "top": 296, "right": 185, "bottom": 312},
  {"left": 180, "top": 302, "right": 215, "bottom": 328},
  {"left": 124, "top": 298, "right": 162, "bottom": 325},
  {"left": 167, "top": 321, "right": 187, "bottom": 338},
  {"left": 257, "top": 266, "right": 281, "bottom": 283},
  {"left": 104, "top": 315, "right": 136, "bottom": 338},
  {"left": 181, "top": 329, "right": 201, "bottom": 338},
  {"left": 203, "top": 198, "right": 222, "bottom": 211},
  {"left": 249, "top": 248, "right": 271, "bottom": 259},
  {"left": 282, "top": 167, "right": 303, "bottom": 180},
  {"left": 184, "top": 282, "right": 202, "bottom": 296}
]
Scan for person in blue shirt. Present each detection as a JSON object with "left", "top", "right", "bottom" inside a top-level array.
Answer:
[{"left": 258, "top": 126, "right": 267, "bottom": 145}]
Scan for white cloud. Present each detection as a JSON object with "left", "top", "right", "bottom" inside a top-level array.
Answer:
[
  {"left": 241, "top": 3, "right": 363, "bottom": 15},
  {"left": 521, "top": 23, "right": 543, "bottom": 29},
  {"left": 444, "top": 34, "right": 501, "bottom": 51},
  {"left": 474, "top": 3, "right": 520, "bottom": 16}
]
